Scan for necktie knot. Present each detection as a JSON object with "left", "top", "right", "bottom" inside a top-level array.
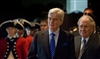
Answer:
[
  {"left": 82, "top": 38, "right": 86, "bottom": 51},
  {"left": 51, "top": 33, "right": 55, "bottom": 37},
  {"left": 83, "top": 38, "right": 86, "bottom": 44}
]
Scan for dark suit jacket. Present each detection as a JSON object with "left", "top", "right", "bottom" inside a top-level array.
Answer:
[
  {"left": 74, "top": 33, "right": 100, "bottom": 59},
  {"left": 27, "top": 29, "right": 75, "bottom": 59}
]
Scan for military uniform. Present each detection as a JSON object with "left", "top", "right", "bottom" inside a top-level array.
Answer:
[
  {"left": 0, "top": 37, "right": 27, "bottom": 59},
  {"left": 0, "top": 20, "right": 27, "bottom": 59}
]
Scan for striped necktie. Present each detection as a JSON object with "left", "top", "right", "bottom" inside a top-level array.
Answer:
[{"left": 82, "top": 38, "right": 86, "bottom": 51}]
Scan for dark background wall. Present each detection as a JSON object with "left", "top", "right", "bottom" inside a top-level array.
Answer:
[
  {"left": 0, "top": 0, "right": 100, "bottom": 38},
  {"left": 1, "top": 0, "right": 100, "bottom": 26},
  {"left": 1, "top": 0, "right": 66, "bottom": 23},
  {"left": 88, "top": 0, "right": 100, "bottom": 27},
  {"left": 21, "top": 0, "right": 66, "bottom": 9},
  {"left": 0, "top": 0, "right": 66, "bottom": 38}
]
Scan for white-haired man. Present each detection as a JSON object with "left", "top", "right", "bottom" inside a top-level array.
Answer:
[
  {"left": 74, "top": 15, "right": 100, "bottom": 59},
  {"left": 28, "top": 8, "right": 75, "bottom": 59}
]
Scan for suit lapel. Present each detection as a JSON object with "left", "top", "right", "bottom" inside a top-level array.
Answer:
[
  {"left": 42, "top": 30, "right": 64, "bottom": 58},
  {"left": 75, "top": 36, "right": 81, "bottom": 58},
  {"left": 42, "top": 30, "right": 51, "bottom": 58},
  {"left": 82, "top": 34, "right": 95, "bottom": 54},
  {"left": 54, "top": 30, "right": 65, "bottom": 58}
]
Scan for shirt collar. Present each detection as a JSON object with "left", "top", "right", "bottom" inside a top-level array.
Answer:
[
  {"left": 7, "top": 35, "right": 17, "bottom": 39},
  {"left": 49, "top": 28, "right": 60, "bottom": 36},
  {"left": 81, "top": 37, "right": 89, "bottom": 43}
]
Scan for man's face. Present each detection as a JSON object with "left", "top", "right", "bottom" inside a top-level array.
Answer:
[
  {"left": 78, "top": 17, "right": 94, "bottom": 38},
  {"left": 6, "top": 27, "right": 17, "bottom": 37},
  {"left": 48, "top": 13, "right": 63, "bottom": 32}
]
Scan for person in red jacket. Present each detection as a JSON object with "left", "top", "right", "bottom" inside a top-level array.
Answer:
[
  {"left": 0, "top": 20, "right": 27, "bottom": 59},
  {"left": 14, "top": 18, "right": 35, "bottom": 53},
  {"left": 19, "top": 19, "right": 34, "bottom": 51}
]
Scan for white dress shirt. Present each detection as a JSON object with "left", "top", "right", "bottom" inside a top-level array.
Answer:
[
  {"left": 80, "top": 37, "right": 89, "bottom": 50},
  {"left": 49, "top": 28, "right": 60, "bottom": 47}
]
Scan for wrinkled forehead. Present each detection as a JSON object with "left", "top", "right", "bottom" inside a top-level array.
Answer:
[{"left": 79, "top": 16, "right": 91, "bottom": 24}]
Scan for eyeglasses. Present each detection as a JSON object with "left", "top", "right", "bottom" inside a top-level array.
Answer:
[{"left": 78, "top": 25, "right": 91, "bottom": 29}]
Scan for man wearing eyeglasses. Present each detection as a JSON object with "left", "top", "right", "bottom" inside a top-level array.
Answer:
[{"left": 74, "top": 15, "right": 100, "bottom": 59}]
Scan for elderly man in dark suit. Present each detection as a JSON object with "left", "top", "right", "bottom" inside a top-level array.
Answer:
[
  {"left": 74, "top": 15, "right": 100, "bottom": 59},
  {"left": 27, "top": 8, "right": 75, "bottom": 59}
]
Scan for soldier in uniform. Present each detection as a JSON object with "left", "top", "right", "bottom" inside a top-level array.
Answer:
[
  {"left": 0, "top": 20, "right": 27, "bottom": 59},
  {"left": 14, "top": 19, "right": 36, "bottom": 53}
]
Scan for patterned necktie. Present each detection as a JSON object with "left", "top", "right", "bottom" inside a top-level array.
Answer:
[
  {"left": 82, "top": 38, "right": 86, "bottom": 51},
  {"left": 78, "top": 38, "right": 86, "bottom": 59},
  {"left": 50, "top": 33, "right": 55, "bottom": 59}
]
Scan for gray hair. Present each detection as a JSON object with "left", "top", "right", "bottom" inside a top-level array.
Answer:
[
  {"left": 48, "top": 8, "right": 64, "bottom": 20},
  {"left": 77, "top": 15, "right": 95, "bottom": 27}
]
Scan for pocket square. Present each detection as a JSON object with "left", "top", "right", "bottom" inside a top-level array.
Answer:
[{"left": 62, "top": 42, "right": 67, "bottom": 46}]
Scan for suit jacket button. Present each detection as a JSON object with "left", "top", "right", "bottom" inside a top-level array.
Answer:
[
  {"left": 7, "top": 46, "right": 9, "bottom": 48},
  {"left": 15, "top": 52, "right": 17, "bottom": 54},
  {"left": 7, "top": 42, "right": 9, "bottom": 44},
  {"left": 14, "top": 45, "right": 16, "bottom": 47},
  {"left": 14, "top": 42, "right": 16, "bottom": 44},
  {"left": 7, "top": 49, "right": 9, "bottom": 51},
  {"left": 13, "top": 49, "right": 16, "bottom": 51},
  {"left": 6, "top": 52, "right": 8, "bottom": 54},
  {"left": 4, "top": 55, "right": 6, "bottom": 57},
  {"left": 16, "top": 55, "right": 18, "bottom": 57}
]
